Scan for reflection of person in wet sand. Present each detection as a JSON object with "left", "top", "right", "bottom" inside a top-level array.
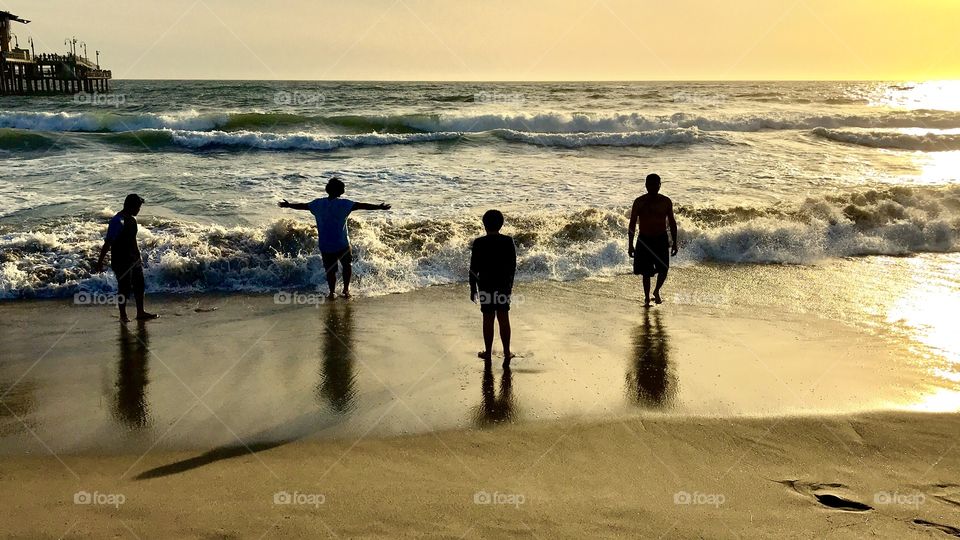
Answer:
[
  {"left": 626, "top": 309, "right": 676, "bottom": 408},
  {"left": 316, "top": 303, "right": 357, "bottom": 413},
  {"left": 114, "top": 322, "right": 150, "bottom": 429},
  {"left": 473, "top": 363, "right": 515, "bottom": 427},
  {"left": 628, "top": 174, "right": 678, "bottom": 307}
]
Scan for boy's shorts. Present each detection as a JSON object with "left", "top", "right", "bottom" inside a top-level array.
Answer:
[
  {"left": 321, "top": 247, "right": 352, "bottom": 272},
  {"left": 478, "top": 289, "right": 511, "bottom": 313}
]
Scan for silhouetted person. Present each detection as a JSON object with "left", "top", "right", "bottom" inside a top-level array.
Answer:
[
  {"left": 316, "top": 303, "right": 357, "bottom": 413},
  {"left": 114, "top": 322, "right": 150, "bottom": 429},
  {"left": 628, "top": 173, "right": 678, "bottom": 307},
  {"left": 627, "top": 309, "right": 676, "bottom": 408},
  {"left": 95, "top": 194, "right": 158, "bottom": 322},
  {"left": 473, "top": 362, "right": 515, "bottom": 427},
  {"left": 278, "top": 177, "right": 391, "bottom": 299},
  {"left": 469, "top": 210, "right": 517, "bottom": 367}
]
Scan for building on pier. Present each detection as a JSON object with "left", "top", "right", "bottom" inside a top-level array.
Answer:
[{"left": 1, "top": 11, "right": 112, "bottom": 95}]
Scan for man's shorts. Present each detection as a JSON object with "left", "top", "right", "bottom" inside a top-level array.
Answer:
[
  {"left": 633, "top": 233, "right": 670, "bottom": 277},
  {"left": 112, "top": 261, "right": 144, "bottom": 299},
  {"left": 478, "top": 289, "right": 511, "bottom": 313},
  {"left": 321, "top": 247, "right": 352, "bottom": 272}
]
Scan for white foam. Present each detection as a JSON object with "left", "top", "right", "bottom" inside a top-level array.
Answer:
[
  {"left": 166, "top": 129, "right": 462, "bottom": 150},
  {"left": 811, "top": 127, "right": 960, "bottom": 152}
]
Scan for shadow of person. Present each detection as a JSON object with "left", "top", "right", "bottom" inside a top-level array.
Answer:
[
  {"left": 316, "top": 302, "right": 357, "bottom": 413},
  {"left": 473, "top": 361, "right": 516, "bottom": 428},
  {"left": 113, "top": 322, "right": 150, "bottom": 429},
  {"left": 626, "top": 309, "right": 676, "bottom": 408}
]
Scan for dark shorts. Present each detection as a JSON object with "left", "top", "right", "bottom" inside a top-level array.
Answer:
[
  {"left": 321, "top": 247, "right": 352, "bottom": 272},
  {"left": 633, "top": 233, "right": 670, "bottom": 277},
  {"left": 478, "top": 290, "right": 511, "bottom": 313},
  {"left": 112, "top": 261, "right": 144, "bottom": 299}
]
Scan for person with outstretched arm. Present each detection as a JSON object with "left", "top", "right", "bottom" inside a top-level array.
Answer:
[
  {"left": 278, "top": 177, "right": 391, "bottom": 299},
  {"left": 470, "top": 209, "right": 518, "bottom": 368},
  {"left": 628, "top": 173, "right": 679, "bottom": 307},
  {"left": 95, "top": 194, "right": 159, "bottom": 322}
]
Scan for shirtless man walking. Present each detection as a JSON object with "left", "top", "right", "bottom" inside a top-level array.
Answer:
[{"left": 628, "top": 174, "right": 678, "bottom": 307}]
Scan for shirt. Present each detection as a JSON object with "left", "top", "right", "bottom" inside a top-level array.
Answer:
[
  {"left": 105, "top": 212, "right": 140, "bottom": 264},
  {"left": 469, "top": 234, "right": 517, "bottom": 293},
  {"left": 308, "top": 197, "right": 355, "bottom": 253}
]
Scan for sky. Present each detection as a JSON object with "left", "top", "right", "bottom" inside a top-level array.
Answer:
[{"left": 4, "top": 0, "right": 959, "bottom": 80}]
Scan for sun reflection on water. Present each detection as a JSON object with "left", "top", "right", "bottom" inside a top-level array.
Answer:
[{"left": 872, "top": 80, "right": 960, "bottom": 111}]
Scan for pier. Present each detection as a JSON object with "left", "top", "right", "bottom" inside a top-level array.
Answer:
[{"left": 1, "top": 11, "right": 112, "bottom": 95}]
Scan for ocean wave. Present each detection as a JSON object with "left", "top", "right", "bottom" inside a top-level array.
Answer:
[
  {"left": 810, "top": 127, "right": 960, "bottom": 152},
  {"left": 490, "top": 128, "right": 711, "bottom": 147},
  {"left": 2, "top": 186, "right": 958, "bottom": 299},
  {"left": 6, "top": 109, "right": 960, "bottom": 136},
  {"left": 165, "top": 129, "right": 463, "bottom": 150}
]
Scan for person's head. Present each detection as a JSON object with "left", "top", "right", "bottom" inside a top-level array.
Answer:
[
  {"left": 123, "top": 194, "right": 145, "bottom": 216},
  {"left": 645, "top": 173, "right": 661, "bottom": 194},
  {"left": 482, "top": 209, "right": 505, "bottom": 233},
  {"left": 325, "top": 177, "right": 346, "bottom": 197}
]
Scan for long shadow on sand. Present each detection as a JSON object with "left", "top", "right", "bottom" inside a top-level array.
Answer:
[{"left": 135, "top": 302, "right": 361, "bottom": 480}]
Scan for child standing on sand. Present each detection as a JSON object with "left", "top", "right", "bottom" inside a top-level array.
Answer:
[{"left": 469, "top": 210, "right": 517, "bottom": 368}]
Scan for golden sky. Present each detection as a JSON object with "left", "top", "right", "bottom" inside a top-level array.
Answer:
[{"left": 7, "top": 0, "right": 960, "bottom": 80}]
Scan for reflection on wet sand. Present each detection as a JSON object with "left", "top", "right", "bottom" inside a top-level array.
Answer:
[
  {"left": 114, "top": 323, "right": 150, "bottom": 429},
  {"left": 474, "top": 362, "right": 516, "bottom": 427},
  {"left": 626, "top": 309, "right": 676, "bottom": 408},
  {"left": 317, "top": 303, "right": 357, "bottom": 413}
]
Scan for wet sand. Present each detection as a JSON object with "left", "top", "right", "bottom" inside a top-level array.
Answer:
[{"left": 1, "top": 275, "right": 959, "bottom": 536}]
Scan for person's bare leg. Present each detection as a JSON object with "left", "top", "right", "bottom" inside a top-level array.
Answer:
[
  {"left": 642, "top": 276, "right": 652, "bottom": 307},
  {"left": 341, "top": 261, "right": 352, "bottom": 298},
  {"left": 653, "top": 269, "right": 668, "bottom": 305},
  {"left": 497, "top": 310, "right": 514, "bottom": 367},
  {"left": 117, "top": 294, "right": 129, "bottom": 323},
  {"left": 325, "top": 265, "right": 337, "bottom": 300},
  {"left": 478, "top": 311, "right": 495, "bottom": 360},
  {"left": 133, "top": 273, "right": 157, "bottom": 320}
]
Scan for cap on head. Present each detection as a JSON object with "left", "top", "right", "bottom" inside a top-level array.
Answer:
[
  {"left": 645, "top": 173, "right": 661, "bottom": 194},
  {"left": 482, "top": 209, "right": 504, "bottom": 232},
  {"left": 123, "top": 193, "right": 145, "bottom": 212},
  {"left": 325, "top": 177, "right": 346, "bottom": 197}
]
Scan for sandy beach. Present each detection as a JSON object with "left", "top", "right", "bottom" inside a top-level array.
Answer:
[{"left": 2, "top": 273, "right": 959, "bottom": 537}]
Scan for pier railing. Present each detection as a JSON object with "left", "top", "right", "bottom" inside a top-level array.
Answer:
[{"left": 2, "top": 50, "right": 31, "bottom": 62}]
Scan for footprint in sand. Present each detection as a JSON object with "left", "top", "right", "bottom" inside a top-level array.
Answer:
[
  {"left": 776, "top": 480, "right": 872, "bottom": 512},
  {"left": 913, "top": 519, "right": 960, "bottom": 537}
]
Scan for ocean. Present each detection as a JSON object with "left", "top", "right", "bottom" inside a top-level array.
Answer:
[{"left": 1, "top": 80, "right": 959, "bottom": 299}]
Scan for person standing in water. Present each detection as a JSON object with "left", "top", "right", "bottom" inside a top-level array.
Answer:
[
  {"left": 470, "top": 210, "right": 517, "bottom": 367},
  {"left": 95, "top": 194, "right": 159, "bottom": 322},
  {"left": 278, "top": 177, "right": 391, "bottom": 299},
  {"left": 628, "top": 173, "right": 679, "bottom": 307}
]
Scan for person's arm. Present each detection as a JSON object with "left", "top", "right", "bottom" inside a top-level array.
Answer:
[
  {"left": 507, "top": 239, "right": 517, "bottom": 292},
  {"left": 667, "top": 199, "right": 679, "bottom": 256},
  {"left": 628, "top": 198, "right": 639, "bottom": 258},
  {"left": 95, "top": 216, "right": 122, "bottom": 273},
  {"left": 469, "top": 240, "right": 480, "bottom": 303},
  {"left": 278, "top": 199, "right": 311, "bottom": 211},
  {"left": 352, "top": 202, "right": 391, "bottom": 211},
  {"left": 95, "top": 240, "right": 111, "bottom": 273}
]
